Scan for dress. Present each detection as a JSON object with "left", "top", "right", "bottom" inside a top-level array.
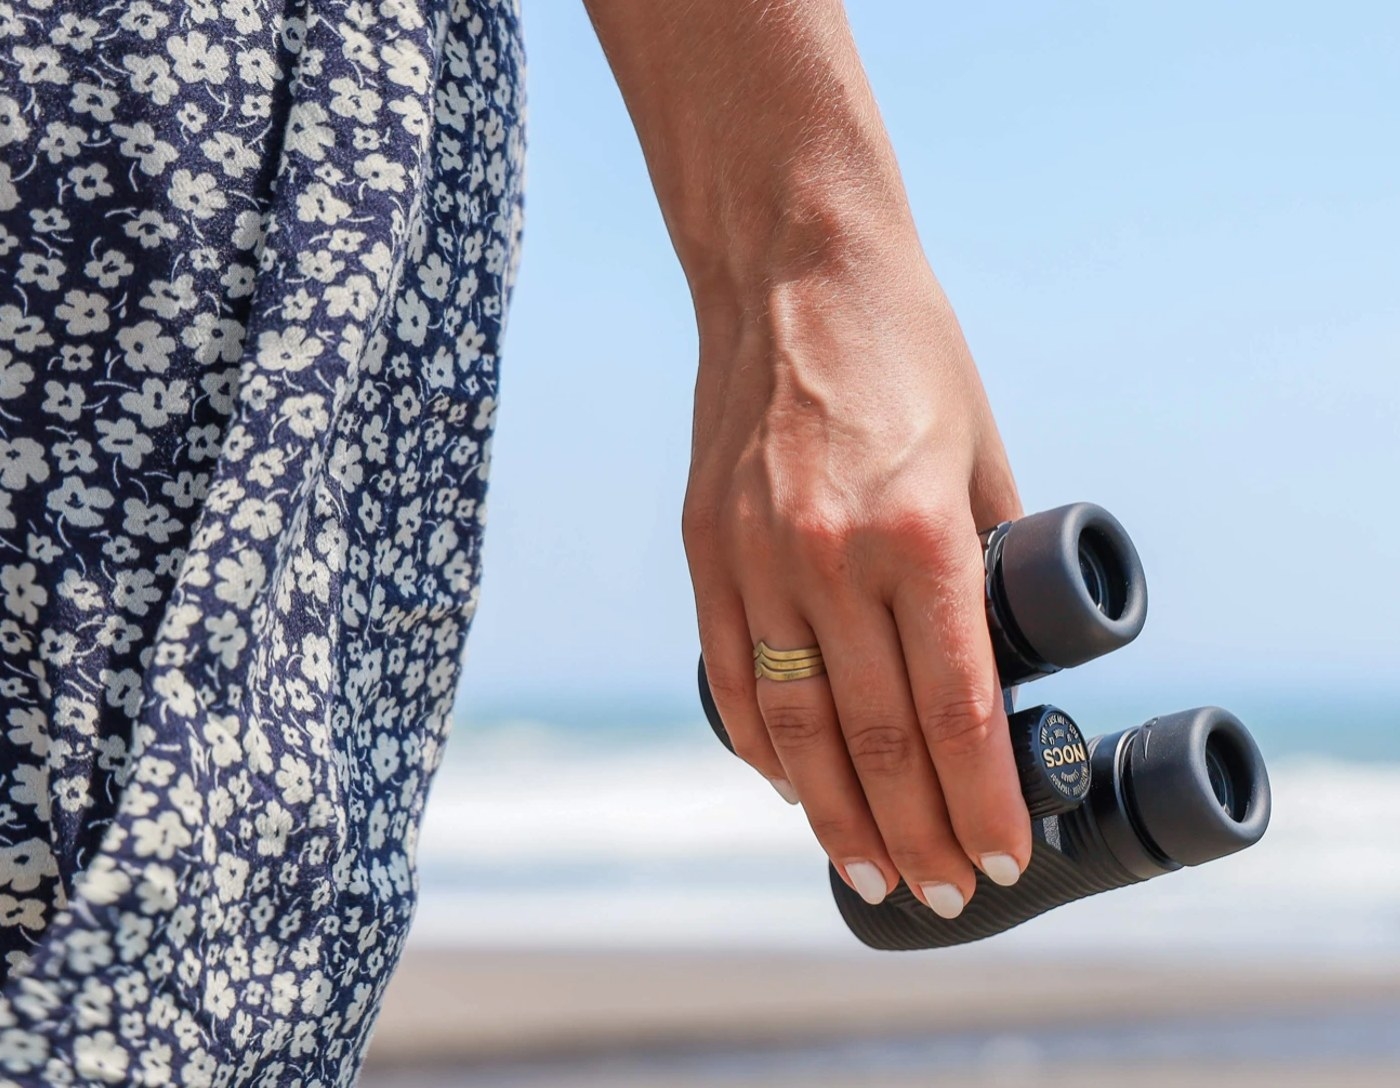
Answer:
[{"left": 0, "top": 1, "right": 524, "bottom": 1083}]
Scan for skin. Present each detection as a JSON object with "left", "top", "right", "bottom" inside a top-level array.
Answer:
[{"left": 584, "top": 0, "right": 1030, "bottom": 916}]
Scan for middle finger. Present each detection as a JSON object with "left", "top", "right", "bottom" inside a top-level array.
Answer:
[{"left": 815, "top": 597, "right": 978, "bottom": 919}]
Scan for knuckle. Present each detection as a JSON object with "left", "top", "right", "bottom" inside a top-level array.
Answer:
[
  {"left": 727, "top": 731, "right": 774, "bottom": 773},
  {"left": 880, "top": 506, "right": 960, "bottom": 554},
  {"left": 724, "top": 495, "right": 767, "bottom": 550},
  {"left": 680, "top": 501, "right": 719, "bottom": 552},
  {"left": 788, "top": 508, "right": 854, "bottom": 575},
  {"left": 804, "top": 811, "right": 861, "bottom": 851},
  {"left": 919, "top": 687, "right": 998, "bottom": 757},
  {"left": 761, "top": 701, "right": 828, "bottom": 752},
  {"left": 703, "top": 666, "right": 750, "bottom": 709},
  {"left": 844, "top": 720, "right": 918, "bottom": 778}
]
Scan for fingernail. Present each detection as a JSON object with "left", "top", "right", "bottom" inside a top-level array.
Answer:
[
  {"left": 918, "top": 882, "right": 966, "bottom": 920},
  {"left": 766, "top": 777, "right": 799, "bottom": 805},
  {"left": 979, "top": 853, "right": 1023, "bottom": 887},
  {"left": 843, "top": 860, "right": 889, "bottom": 905}
]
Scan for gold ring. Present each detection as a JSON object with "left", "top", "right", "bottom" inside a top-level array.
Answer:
[{"left": 754, "top": 639, "right": 825, "bottom": 682}]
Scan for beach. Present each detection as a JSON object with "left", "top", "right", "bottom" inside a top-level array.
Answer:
[
  {"left": 359, "top": 947, "right": 1400, "bottom": 1086},
  {"left": 357, "top": 707, "right": 1400, "bottom": 1086},
  {"left": 362, "top": 716, "right": 1400, "bottom": 1086}
]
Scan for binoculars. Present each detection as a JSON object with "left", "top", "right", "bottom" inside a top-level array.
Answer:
[{"left": 697, "top": 503, "right": 1271, "bottom": 950}]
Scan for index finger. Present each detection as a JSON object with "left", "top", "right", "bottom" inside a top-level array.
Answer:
[{"left": 890, "top": 512, "right": 1031, "bottom": 886}]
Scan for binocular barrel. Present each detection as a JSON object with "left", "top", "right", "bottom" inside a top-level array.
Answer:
[
  {"left": 831, "top": 704, "right": 1271, "bottom": 950},
  {"left": 696, "top": 502, "right": 1272, "bottom": 949}
]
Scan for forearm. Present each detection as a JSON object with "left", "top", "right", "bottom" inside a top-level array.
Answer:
[{"left": 583, "top": 0, "right": 919, "bottom": 311}]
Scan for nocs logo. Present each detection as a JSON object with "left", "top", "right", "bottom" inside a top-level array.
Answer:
[{"left": 1042, "top": 741, "right": 1088, "bottom": 769}]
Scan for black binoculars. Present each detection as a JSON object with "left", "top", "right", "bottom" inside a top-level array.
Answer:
[{"left": 697, "top": 503, "right": 1271, "bottom": 949}]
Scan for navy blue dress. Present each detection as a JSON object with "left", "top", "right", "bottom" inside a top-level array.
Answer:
[{"left": 0, "top": 1, "right": 524, "bottom": 1082}]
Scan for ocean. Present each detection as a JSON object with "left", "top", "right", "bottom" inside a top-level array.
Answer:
[{"left": 409, "top": 685, "right": 1400, "bottom": 961}]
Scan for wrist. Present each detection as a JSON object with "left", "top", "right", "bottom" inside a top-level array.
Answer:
[
  {"left": 688, "top": 193, "right": 935, "bottom": 376},
  {"left": 685, "top": 185, "right": 923, "bottom": 343}
]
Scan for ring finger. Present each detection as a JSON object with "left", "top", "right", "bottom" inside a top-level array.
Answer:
[{"left": 744, "top": 597, "right": 895, "bottom": 907}]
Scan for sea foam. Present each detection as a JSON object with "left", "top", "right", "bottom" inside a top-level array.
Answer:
[{"left": 409, "top": 721, "right": 1400, "bottom": 960}]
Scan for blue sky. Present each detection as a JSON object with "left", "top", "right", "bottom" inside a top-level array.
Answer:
[{"left": 456, "top": 2, "right": 1400, "bottom": 713}]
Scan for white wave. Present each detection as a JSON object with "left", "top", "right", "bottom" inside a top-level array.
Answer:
[{"left": 410, "top": 732, "right": 1400, "bottom": 960}]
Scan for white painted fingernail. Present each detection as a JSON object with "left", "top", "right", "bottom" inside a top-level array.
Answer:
[
  {"left": 918, "top": 882, "right": 966, "bottom": 919},
  {"left": 844, "top": 860, "right": 889, "bottom": 905},
  {"left": 766, "top": 777, "right": 799, "bottom": 805},
  {"left": 979, "top": 853, "right": 1023, "bottom": 887}
]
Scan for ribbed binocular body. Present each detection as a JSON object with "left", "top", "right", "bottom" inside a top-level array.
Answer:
[{"left": 697, "top": 503, "right": 1272, "bottom": 950}]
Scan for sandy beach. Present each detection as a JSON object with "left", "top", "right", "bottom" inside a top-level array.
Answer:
[{"left": 359, "top": 947, "right": 1400, "bottom": 1086}]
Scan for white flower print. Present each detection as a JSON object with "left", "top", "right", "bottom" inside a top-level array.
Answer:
[
  {"left": 116, "top": 320, "right": 176, "bottom": 372},
  {"left": 329, "top": 77, "right": 381, "bottom": 124},
  {"left": 121, "top": 497, "right": 181, "bottom": 543},
  {"left": 29, "top": 208, "right": 69, "bottom": 235},
  {"left": 169, "top": 169, "right": 229, "bottom": 219},
  {"left": 68, "top": 162, "right": 113, "bottom": 201},
  {"left": 354, "top": 150, "right": 407, "bottom": 192},
  {"left": 53, "top": 289, "right": 109, "bottom": 335},
  {"left": 37, "top": 121, "right": 84, "bottom": 165},
  {"left": 0, "top": 1024, "right": 46, "bottom": 1071},
  {"left": 184, "top": 313, "right": 248, "bottom": 364},
  {"left": 96, "top": 415, "right": 155, "bottom": 469},
  {"left": 0, "top": 842, "right": 57, "bottom": 894},
  {"left": 119, "top": 4, "right": 170, "bottom": 43},
  {"left": 12, "top": 44, "right": 69, "bottom": 85},
  {"left": 112, "top": 567, "right": 163, "bottom": 616},
  {"left": 0, "top": 439, "right": 46, "bottom": 489},
  {"left": 73, "top": 1029, "right": 128, "bottom": 1083},
  {"left": 84, "top": 249, "right": 133, "bottom": 288},
  {"left": 0, "top": 306, "right": 52, "bottom": 352},
  {"left": 395, "top": 289, "right": 429, "bottom": 346},
  {"left": 124, "top": 208, "right": 179, "bottom": 248},
  {"left": 382, "top": 39, "right": 430, "bottom": 93},
  {"left": 238, "top": 47, "right": 278, "bottom": 91},
  {"left": 139, "top": 273, "right": 196, "bottom": 317},
  {"left": 167, "top": 32, "right": 230, "bottom": 86},
  {"left": 256, "top": 326, "right": 324, "bottom": 372},
  {"left": 5, "top": 266, "right": 41, "bottom": 305},
  {"left": 70, "top": 82, "right": 120, "bottom": 123},
  {"left": 285, "top": 101, "right": 335, "bottom": 161},
  {"left": 0, "top": 96, "right": 30, "bottom": 147},
  {"left": 201, "top": 131, "right": 260, "bottom": 179},
  {"left": 213, "top": 550, "right": 266, "bottom": 608},
  {"left": 131, "top": 813, "right": 193, "bottom": 861},
  {"left": 110, "top": 120, "right": 178, "bottom": 175},
  {"left": 7, "top": 764, "right": 50, "bottom": 820},
  {"left": 118, "top": 377, "right": 191, "bottom": 429}
]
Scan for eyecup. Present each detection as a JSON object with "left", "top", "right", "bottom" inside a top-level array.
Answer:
[
  {"left": 997, "top": 503, "right": 1148, "bottom": 670},
  {"left": 1124, "top": 707, "right": 1271, "bottom": 867}
]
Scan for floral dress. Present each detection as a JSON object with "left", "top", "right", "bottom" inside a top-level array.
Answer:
[{"left": 0, "top": 0, "right": 524, "bottom": 1083}]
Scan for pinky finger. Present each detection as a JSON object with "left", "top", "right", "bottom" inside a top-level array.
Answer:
[{"left": 697, "top": 591, "right": 797, "bottom": 804}]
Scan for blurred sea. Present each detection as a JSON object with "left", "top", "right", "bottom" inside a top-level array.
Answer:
[{"left": 409, "top": 686, "right": 1400, "bottom": 961}]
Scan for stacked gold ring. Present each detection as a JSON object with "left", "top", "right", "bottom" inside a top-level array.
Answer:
[{"left": 753, "top": 639, "right": 826, "bottom": 682}]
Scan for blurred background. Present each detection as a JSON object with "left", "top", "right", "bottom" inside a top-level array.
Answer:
[{"left": 365, "top": 2, "right": 1400, "bottom": 1085}]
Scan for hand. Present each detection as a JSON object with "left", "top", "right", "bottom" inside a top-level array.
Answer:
[
  {"left": 683, "top": 239, "right": 1029, "bottom": 919},
  {"left": 584, "top": 0, "right": 1030, "bottom": 917}
]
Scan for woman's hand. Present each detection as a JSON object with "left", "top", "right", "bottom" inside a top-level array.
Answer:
[
  {"left": 683, "top": 235, "right": 1028, "bottom": 917},
  {"left": 586, "top": 0, "right": 1029, "bottom": 915}
]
